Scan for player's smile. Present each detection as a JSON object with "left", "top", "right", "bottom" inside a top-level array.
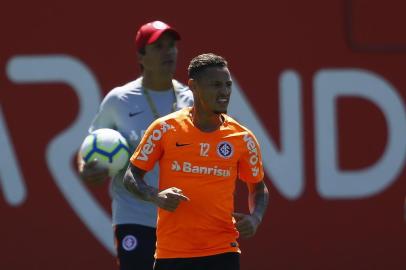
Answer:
[
  {"left": 215, "top": 95, "right": 230, "bottom": 112},
  {"left": 216, "top": 95, "right": 230, "bottom": 105}
]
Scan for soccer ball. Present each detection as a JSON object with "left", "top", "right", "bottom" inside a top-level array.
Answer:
[{"left": 80, "top": 128, "right": 130, "bottom": 176}]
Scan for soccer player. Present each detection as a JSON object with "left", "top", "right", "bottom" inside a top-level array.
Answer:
[
  {"left": 124, "top": 53, "right": 269, "bottom": 270},
  {"left": 77, "top": 21, "right": 193, "bottom": 270}
]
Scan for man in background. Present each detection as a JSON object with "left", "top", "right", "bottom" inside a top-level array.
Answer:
[{"left": 77, "top": 20, "right": 193, "bottom": 270}]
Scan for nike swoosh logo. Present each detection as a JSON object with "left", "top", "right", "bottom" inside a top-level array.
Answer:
[
  {"left": 176, "top": 142, "right": 191, "bottom": 147},
  {"left": 129, "top": 111, "right": 144, "bottom": 117}
]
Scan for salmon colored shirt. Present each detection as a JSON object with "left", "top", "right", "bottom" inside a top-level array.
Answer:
[{"left": 130, "top": 107, "right": 264, "bottom": 259}]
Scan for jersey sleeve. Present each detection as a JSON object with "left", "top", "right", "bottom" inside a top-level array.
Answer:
[
  {"left": 173, "top": 80, "right": 194, "bottom": 109},
  {"left": 130, "top": 119, "right": 171, "bottom": 171},
  {"left": 88, "top": 90, "right": 118, "bottom": 132},
  {"left": 238, "top": 131, "right": 264, "bottom": 183}
]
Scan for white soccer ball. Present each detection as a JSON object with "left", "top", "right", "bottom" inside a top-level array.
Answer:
[{"left": 80, "top": 128, "right": 130, "bottom": 177}]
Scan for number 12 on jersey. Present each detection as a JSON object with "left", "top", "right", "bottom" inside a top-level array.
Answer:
[{"left": 200, "top": 143, "right": 210, "bottom": 157}]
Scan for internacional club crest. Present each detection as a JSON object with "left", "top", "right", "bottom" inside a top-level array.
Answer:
[
  {"left": 217, "top": 141, "right": 233, "bottom": 159},
  {"left": 122, "top": 235, "right": 138, "bottom": 251}
]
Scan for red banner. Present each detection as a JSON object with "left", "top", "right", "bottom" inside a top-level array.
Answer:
[{"left": 1, "top": 0, "right": 405, "bottom": 269}]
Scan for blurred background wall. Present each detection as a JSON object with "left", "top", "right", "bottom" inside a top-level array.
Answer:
[{"left": 1, "top": 0, "right": 405, "bottom": 269}]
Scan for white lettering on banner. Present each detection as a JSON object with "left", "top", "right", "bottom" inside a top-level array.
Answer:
[
  {"left": 4, "top": 54, "right": 406, "bottom": 255},
  {"left": 314, "top": 69, "right": 406, "bottom": 199},
  {"left": 0, "top": 107, "right": 26, "bottom": 206},
  {"left": 6, "top": 55, "right": 115, "bottom": 254},
  {"left": 171, "top": 161, "right": 231, "bottom": 177},
  {"left": 136, "top": 121, "right": 171, "bottom": 161},
  {"left": 229, "top": 71, "right": 304, "bottom": 199}
]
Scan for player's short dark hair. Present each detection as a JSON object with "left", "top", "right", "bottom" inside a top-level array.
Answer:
[{"left": 188, "top": 53, "right": 228, "bottom": 79}]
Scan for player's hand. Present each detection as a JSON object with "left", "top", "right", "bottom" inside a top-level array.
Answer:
[
  {"left": 232, "top": 212, "right": 261, "bottom": 238},
  {"left": 79, "top": 159, "right": 109, "bottom": 185},
  {"left": 153, "top": 187, "right": 190, "bottom": 212}
]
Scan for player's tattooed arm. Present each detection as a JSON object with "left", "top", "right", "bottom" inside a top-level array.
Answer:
[
  {"left": 247, "top": 181, "right": 269, "bottom": 223},
  {"left": 123, "top": 163, "right": 189, "bottom": 212},
  {"left": 123, "top": 164, "right": 158, "bottom": 202},
  {"left": 233, "top": 181, "right": 269, "bottom": 238}
]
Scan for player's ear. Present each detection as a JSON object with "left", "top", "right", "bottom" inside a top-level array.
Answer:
[
  {"left": 137, "top": 50, "right": 145, "bottom": 66},
  {"left": 188, "top": 78, "right": 196, "bottom": 93}
]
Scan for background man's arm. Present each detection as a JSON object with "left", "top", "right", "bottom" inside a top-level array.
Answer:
[{"left": 77, "top": 152, "right": 109, "bottom": 185}]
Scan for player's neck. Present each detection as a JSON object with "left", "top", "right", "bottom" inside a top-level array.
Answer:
[
  {"left": 190, "top": 107, "right": 223, "bottom": 132},
  {"left": 142, "top": 72, "right": 173, "bottom": 91}
]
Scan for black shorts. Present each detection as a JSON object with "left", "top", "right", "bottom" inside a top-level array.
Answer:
[
  {"left": 114, "top": 224, "right": 156, "bottom": 270},
  {"left": 154, "top": 252, "right": 240, "bottom": 270}
]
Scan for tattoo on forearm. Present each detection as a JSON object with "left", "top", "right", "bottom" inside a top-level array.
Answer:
[
  {"left": 249, "top": 181, "right": 269, "bottom": 222},
  {"left": 124, "top": 166, "right": 157, "bottom": 202}
]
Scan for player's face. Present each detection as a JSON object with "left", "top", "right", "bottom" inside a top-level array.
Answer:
[
  {"left": 140, "top": 32, "right": 178, "bottom": 76},
  {"left": 193, "top": 67, "right": 232, "bottom": 114}
]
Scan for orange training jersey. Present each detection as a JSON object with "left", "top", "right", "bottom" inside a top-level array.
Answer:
[{"left": 130, "top": 107, "right": 264, "bottom": 259}]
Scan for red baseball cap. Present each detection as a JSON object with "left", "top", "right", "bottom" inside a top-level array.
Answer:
[{"left": 134, "top": 21, "right": 181, "bottom": 51}]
